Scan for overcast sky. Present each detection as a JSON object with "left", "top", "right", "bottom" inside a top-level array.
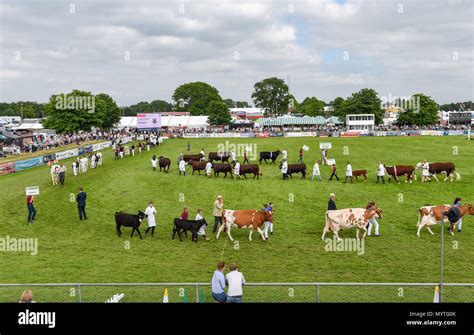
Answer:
[{"left": 0, "top": 0, "right": 472, "bottom": 106}]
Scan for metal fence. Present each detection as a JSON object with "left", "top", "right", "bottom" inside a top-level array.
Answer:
[{"left": 2, "top": 283, "right": 474, "bottom": 303}]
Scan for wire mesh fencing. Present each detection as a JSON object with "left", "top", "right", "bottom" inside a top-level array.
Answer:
[{"left": 1, "top": 283, "right": 473, "bottom": 303}]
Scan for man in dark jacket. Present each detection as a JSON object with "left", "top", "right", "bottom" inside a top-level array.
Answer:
[
  {"left": 76, "top": 188, "right": 87, "bottom": 220},
  {"left": 328, "top": 193, "right": 337, "bottom": 211}
]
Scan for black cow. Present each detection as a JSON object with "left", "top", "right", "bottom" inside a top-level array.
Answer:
[
  {"left": 239, "top": 164, "right": 261, "bottom": 179},
  {"left": 212, "top": 163, "right": 232, "bottom": 178},
  {"left": 172, "top": 218, "right": 207, "bottom": 242},
  {"left": 159, "top": 156, "right": 171, "bottom": 172},
  {"left": 259, "top": 150, "right": 281, "bottom": 165},
  {"left": 115, "top": 211, "right": 147, "bottom": 239}
]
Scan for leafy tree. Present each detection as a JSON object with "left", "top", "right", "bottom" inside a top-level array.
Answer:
[
  {"left": 299, "top": 97, "right": 326, "bottom": 116},
  {"left": 123, "top": 100, "right": 172, "bottom": 116},
  {"left": 0, "top": 101, "right": 46, "bottom": 118},
  {"left": 43, "top": 89, "right": 120, "bottom": 133},
  {"left": 172, "top": 82, "right": 222, "bottom": 115},
  {"left": 206, "top": 101, "right": 231, "bottom": 125},
  {"left": 235, "top": 101, "right": 250, "bottom": 108},
  {"left": 330, "top": 97, "right": 345, "bottom": 118},
  {"left": 439, "top": 101, "right": 473, "bottom": 111},
  {"left": 223, "top": 99, "right": 236, "bottom": 108},
  {"left": 251, "top": 77, "right": 290, "bottom": 116},
  {"left": 339, "top": 88, "right": 384, "bottom": 124},
  {"left": 397, "top": 94, "right": 439, "bottom": 126}
]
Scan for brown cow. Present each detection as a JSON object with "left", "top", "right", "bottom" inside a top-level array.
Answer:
[
  {"left": 415, "top": 162, "right": 460, "bottom": 182},
  {"left": 287, "top": 163, "right": 306, "bottom": 179},
  {"left": 216, "top": 209, "right": 273, "bottom": 241},
  {"left": 353, "top": 169, "right": 368, "bottom": 182},
  {"left": 239, "top": 164, "right": 261, "bottom": 179},
  {"left": 212, "top": 163, "right": 232, "bottom": 178},
  {"left": 183, "top": 153, "right": 203, "bottom": 162},
  {"left": 384, "top": 165, "right": 416, "bottom": 183},
  {"left": 188, "top": 160, "right": 206, "bottom": 175},
  {"left": 208, "top": 152, "right": 230, "bottom": 163},
  {"left": 158, "top": 156, "right": 171, "bottom": 172},
  {"left": 417, "top": 204, "right": 474, "bottom": 237}
]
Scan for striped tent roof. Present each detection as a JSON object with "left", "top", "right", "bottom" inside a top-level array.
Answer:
[{"left": 259, "top": 116, "right": 327, "bottom": 126}]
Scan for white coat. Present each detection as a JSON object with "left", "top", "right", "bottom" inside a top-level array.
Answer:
[
  {"left": 145, "top": 206, "right": 156, "bottom": 227},
  {"left": 179, "top": 160, "right": 187, "bottom": 172},
  {"left": 312, "top": 163, "right": 320, "bottom": 176},
  {"left": 346, "top": 164, "right": 353, "bottom": 177},
  {"left": 377, "top": 163, "right": 385, "bottom": 176},
  {"left": 281, "top": 161, "right": 288, "bottom": 174}
]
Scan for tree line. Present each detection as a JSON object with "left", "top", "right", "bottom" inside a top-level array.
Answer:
[{"left": 0, "top": 77, "right": 453, "bottom": 133}]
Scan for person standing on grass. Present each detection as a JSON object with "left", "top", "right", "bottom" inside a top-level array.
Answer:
[
  {"left": 329, "top": 163, "right": 339, "bottom": 181},
  {"left": 376, "top": 161, "right": 385, "bottom": 184},
  {"left": 213, "top": 195, "right": 223, "bottom": 233},
  {"left": 454, "top": 197, "right": 463, "bottom": 232},
  {"left": 180, "top": 207, "right": 189, "bottom": 220},
  {"left": 344, "top": 161, "right": 353, "bottom": 183},
  {"left": 144, "top": 201, "right": 156, "bottom": 237},
  {"left": 366, "top": 201, "right": 380, "bottom": 236},
  {"left": 422, "top": 160, "right": 430, "bottom": 182},
  {"left": 321, "top": 149, "right": 327, "bottom": 166},
  {"left": 233, "top": 160, "right": 241, "bottom": 180},
  {"left": 212, "top": 262, "right": 227, "bottom": 303},
  {"left": 205, "top": 160, "right": 213, "bottom": 178},
  {"left": 151, "top": 155, "right": 158, "bottom": 171},
  {"left": 243, "top": 149, "right": 249, "bottom": 164},
  {"left": 281, "top": 159, "right": 288, "bottom": 180},
  {"left": 26, "top": 194, "right": 37, "bottom": 223},
  {"left": 178, "top": 158, "right": 187, "bottom": 175},
  {"left": 195, "top": 208, "right": 209, "bottom": 241},
  {"left": 298, "top": 148, "right": 304, "bottom": 163},
  {"left": 119, "top": 145, "right": 124, "bottom": 159},
  {"left": 76, "top": 187, "right": 87, "bottom": 221},
  {"left": 311, "top": 160, "right": 321, "bottom": 181},
  {"left": 226, "top": 262, "right": 245, "bottom": 303},
  {"left": 58, "top": 163, "right": 66, "bottom": 185},
  {"left": 328, "top": 193, "right": 337, "bottom": 210},
  {"left": 72, "top": 160, "right": 79, "bottom": 176},
  {"left": 263, "top": 202, "right": 274, "bottom": 239}
]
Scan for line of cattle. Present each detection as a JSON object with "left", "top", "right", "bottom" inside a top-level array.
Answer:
[
  {"left": 114, "top": 203, "right": 474, "bottom": 242},
  {"left": 156, "top": 150, "right": 460, "bottom": 182}
]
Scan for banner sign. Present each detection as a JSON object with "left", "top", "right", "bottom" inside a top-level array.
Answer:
[
  {"left": 319, "top": 142, "right": 332, "bottom": 149},
  {"left": 84, "top": 145, "right": 94, "bottom": 153},
  {"left": 0, "top": 162, "right": 15, "bottom": 175},
  {"left": 285, "top": 132, "right": 317, "bottom": 137},
  {"left": 42, "top": 154, "right": 56, "bottom": 164},
  {"left": 137, "top": 113, "right": 161, "bottom": 130},
  {"left": 14, "top": 157, "right": 43, "bottom": 172},
  {"left": 25, "top": 186, "right": 39, "bottom": 196},
  {"left": 55, "top": 148, "right": 78, "bottom": 160}
]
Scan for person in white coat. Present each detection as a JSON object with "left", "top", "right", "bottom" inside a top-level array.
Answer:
[
  {"left": 376, "top": 161, "right": 385, "bottom": 184},
  {"left": 422, "top": 160, "right": 430, "bottom": 182},
  {"left": 179, "top": 158, "right": 187, "bottom": 176},
  {"left": 321, "top": 149, "right": 327, "bottom": 165},
  {"left": 72, "top": 160, "right": 79, "bottom": 176},
  {"left": 151, "top": 155, "right": 158, "bottom": 171},
  {"left": 311, "top": 160, "right": 321, "bottom": 181},
  {"left": 281, "top": 159, "right": 288, "bottom": 180},
  {"left": 195, "top": 208, "right": 209, "bottom": 241},
  {"left": 205, "top": 161, "right": 212, "bottom": 178},
  {"left": 344, "top": 161, "right": 353, "bottom": 183},
  {"left": 144, "top": 201, "right": 156, "bottom": 237},
  {"left": 233, "top": 160, "right": 241, "bottom": 180}
]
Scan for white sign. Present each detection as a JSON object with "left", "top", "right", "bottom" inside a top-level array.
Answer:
[
  {"left": 326, "top": 159, "right": 336, "bottom": 165},
  {"left": 137, "top": 113, "right": 161, "bottom": 129},
  {"left": 302, "top": 145, "right": 309, "bottom": 151},
  {"left": 320, "top": 142, "right": 332, "bottom": 149},
  {"left": 26, "top": 186, "right": 40, "bottom": 196}
]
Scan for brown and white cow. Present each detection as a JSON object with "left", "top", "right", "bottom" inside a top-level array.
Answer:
[
  {"left": 384, "top": 165, "right": 416, "bottom": 183},
  {"left": 417, "top": 204, "right": 474, "bottom": 237},
  {"left": 216, "top": 209, "right": 273, "bottom": 241},
  {"left": 415, "top": 162, "right": 460, "bottom": 182},
  {"left": 321, "top": 207, "right": 383, "bottom": 241}
]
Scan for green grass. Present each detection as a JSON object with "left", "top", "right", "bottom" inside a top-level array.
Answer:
[{"left": 0, "top": 136, "right": 473, "bottom": 301}]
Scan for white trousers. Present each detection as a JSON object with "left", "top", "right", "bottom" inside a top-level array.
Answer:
[
  {"left": 367, "top": 218, "right": 379, "bottom": 236},
  {"left": 263, "top": 221, "right": 273, "bottom": 238}
]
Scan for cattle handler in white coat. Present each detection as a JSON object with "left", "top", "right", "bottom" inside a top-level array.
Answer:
[
  {"left": 421, "top": 160, "right": 430, "bottom": 182},
  {"left": 144, "top": 201, "right": 156, "bottom": 237},
  {"left": 344, "top": 161, "right": 353, "bottom": 183},
  {"left": 376, "top": 161, "right": 385, "bottom": 184},
  {"left": 179, "top": 158, "right": 187, "bottom": 176},
  {"left": 281, "top": 159, "right": 288, "bottom": 180}
]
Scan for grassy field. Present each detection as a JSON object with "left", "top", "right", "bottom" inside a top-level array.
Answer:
[{"left": 0, "top": 136, "right": 473, "bottom": 301}]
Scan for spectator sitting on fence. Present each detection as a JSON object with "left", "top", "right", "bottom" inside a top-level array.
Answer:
[
  {"left": 18, "top": 290, "right": 36, "bottom": 303},
  {"left": 212, "top": 261, "right": 227, "bottom": 303}
]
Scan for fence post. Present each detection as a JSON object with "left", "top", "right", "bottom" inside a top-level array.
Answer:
[
  {"left": 196, "top": 284, "right": 200, "bottom": 303},
  {"left": 316, "top": 284, "right": 320, "bottom": 303},
  {"left": 77, "top": 284, "right": 82, "bottom": 303}
]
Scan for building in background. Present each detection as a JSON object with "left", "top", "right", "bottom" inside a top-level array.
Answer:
[{"left": 346, "top": 114, "right": 375, "bottom": 131}]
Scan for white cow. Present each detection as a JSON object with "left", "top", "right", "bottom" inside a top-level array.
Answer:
[
  {"left": 50, "top": 164, "right": 60, "bottom": 185},
  {"left": 322, "top": 207, "right": 382, "bottom": 241}
]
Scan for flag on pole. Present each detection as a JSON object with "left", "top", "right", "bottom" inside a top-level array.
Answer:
[
  {"left": 433, "top": 285, "right": 440, "bottom": 303},
  {"left": 163, "top": 288, "right": 169, "bottom": 303}
]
